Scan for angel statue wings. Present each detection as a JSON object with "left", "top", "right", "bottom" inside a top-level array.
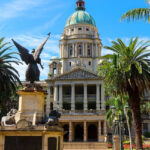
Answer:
[{"left": 12, "top": 33, "right": 50, "bottom": 83}]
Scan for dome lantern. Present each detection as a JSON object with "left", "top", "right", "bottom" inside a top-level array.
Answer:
[
  {"left": 76, "top": 0, "right": 85, "bottom": 11},
  {"left": 65, "top": 0, "right": 96, "bottom": 27}
]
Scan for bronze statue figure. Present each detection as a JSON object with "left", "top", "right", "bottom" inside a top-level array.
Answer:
[{"left": 12, "top": 33, "right": 50, "bottom": 83}]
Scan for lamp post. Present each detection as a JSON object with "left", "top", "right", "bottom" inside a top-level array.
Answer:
[
  {"left": 119, "top": 113, "right": 124, "bottom": 150},
  {"left": 111, "top": 106, "right": 124, "bottom": 150}
]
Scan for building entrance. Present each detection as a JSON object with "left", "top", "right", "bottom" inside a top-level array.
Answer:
[
  {"left": 88, "top": 124, "right": 98, "bottom": 141},
  {"left": 74, "top": 124, "right": 83, "bottom": 141}
]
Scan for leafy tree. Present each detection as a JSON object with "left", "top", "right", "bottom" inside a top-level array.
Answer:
[
  {"left": 121, "top": 0, "right": 150, "bottom": 22},
  {"left": 98, "top": 37, "right": 150, "bottom": 149},
  {"left": 0, "top": 37, "right": 21, "bottom": 117}
]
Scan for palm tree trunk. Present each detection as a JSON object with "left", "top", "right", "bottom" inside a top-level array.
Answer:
[{"left": 128, "top": 92, "right": 143, "bottom": 150}]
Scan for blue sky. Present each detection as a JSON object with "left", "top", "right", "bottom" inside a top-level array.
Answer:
[{"left": 1, "top": 0, "right": 150, "bottom": 80}]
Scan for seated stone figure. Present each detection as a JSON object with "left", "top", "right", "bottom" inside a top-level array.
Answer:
[
  {"left": 45, "top": 110, "right": 61, "bottom": 127},
  {"left": 1, "top": 109, "right": 17, "bottom": 126}
]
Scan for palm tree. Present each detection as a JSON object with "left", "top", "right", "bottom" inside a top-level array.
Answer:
[
  {"left": 106, "top": 95, "right": 133, "bottom": 150},
  {"left": 0, "top": 37, "right": 21, "bottom": 116},
  {"left": 98, "top": 37, "right": 150, "bottom": 149},
  {"left": 121, "top": 0, "right": 150, "bottom": 22}
]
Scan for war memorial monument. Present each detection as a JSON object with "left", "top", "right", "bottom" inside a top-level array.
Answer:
[{"left": 0, "top": 33, "right": 64, "bottom": 150}]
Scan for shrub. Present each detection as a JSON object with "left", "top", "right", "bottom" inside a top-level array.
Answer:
[{"left": 144, "top": 132, "right": 150, "bottom": 138}]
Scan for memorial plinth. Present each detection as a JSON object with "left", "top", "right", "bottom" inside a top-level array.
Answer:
[{"left": 0, "top": 84, "right": 64, "bottom": 150}]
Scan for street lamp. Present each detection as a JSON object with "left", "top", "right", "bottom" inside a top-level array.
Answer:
[
  {"left": 111, "top": 106, "right": 124, "bottom": 150},
  {"left": 111, "top": 106, "right": 116, "bottom": 114}
]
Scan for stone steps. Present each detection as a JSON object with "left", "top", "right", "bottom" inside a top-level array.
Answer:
[{"left": 63, "top": 142, "right": 107, "bottom": 150}]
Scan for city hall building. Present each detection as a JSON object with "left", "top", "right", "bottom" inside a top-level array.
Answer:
[{"left": 46, "top": 0, "right": 107, "bottom": 149}]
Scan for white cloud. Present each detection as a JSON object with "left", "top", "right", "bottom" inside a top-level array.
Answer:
[
  {"left": 12, "top": 62, "right": 26, "bottom": 81},
  {"left": 0, "top": 0, "right": 44, "bottom": 19},
  {"left": 102, "top": 48, "right": 113, "bottom": 56}
]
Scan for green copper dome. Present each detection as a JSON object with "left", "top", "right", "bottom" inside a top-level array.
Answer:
[{"left": 66, "top": 10, "right": 96, "bottom": 27}]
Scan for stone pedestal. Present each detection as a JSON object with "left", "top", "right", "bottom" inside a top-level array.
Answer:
[
  {"left": 15, "top": 84, "right": 46, "bottom": 123},
  {"left": 113, "top": 135, "right": 120, "bottom": 150},
  {"left": 0, "top": 126, "right": 64, "bottom": 150}
]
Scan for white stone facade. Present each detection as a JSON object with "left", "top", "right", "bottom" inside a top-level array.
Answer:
[{"left": 49, "top": 24, "right": 102, "bottom": 75}]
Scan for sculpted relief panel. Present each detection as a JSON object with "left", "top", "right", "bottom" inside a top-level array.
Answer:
[{"left": 55, "top": 69, "right": 99, "bottom": 80}]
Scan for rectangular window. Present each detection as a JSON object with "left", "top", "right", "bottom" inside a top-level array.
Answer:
[
  {"left": 78, "top": 28, "right": 82, "bottom": 31},
  {"left": 88, "top": 49, "right": 91, "bottom": 56}
]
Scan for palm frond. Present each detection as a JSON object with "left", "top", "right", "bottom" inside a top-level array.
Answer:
[{"left": 121, "top": 8, "right": 150, "bottom": 22}]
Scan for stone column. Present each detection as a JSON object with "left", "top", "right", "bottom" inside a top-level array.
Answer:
[
  {"left": 75, "top": 43, "right": 77, "bottom": 57},
  {"left": 42, "top": 134, "right": 48, "bottom": 150},
  {"left": 73, "top": 43, "right": 75, "bottom": 57},
  {"left": 0, "top": 134, "right": 4, "bottom": 150},
  {"left": 101, "top": 83, "right": 105, "bottom": 110},
  {"left": 84, "top": 121, "right": 87, "bottom": 142},
  {"left": 104, "top": 121, "right": 107, "bottom": 136},
  {"left": 46, "top": 85, "right": 51, "bottom": 117},
  {"left": 54, "top": 85, "right": 58, "bottom": 110},
  {"left": 84, "top": 83, "right": 88, "bottom": 111},
  {"left": 71, "top": 84, "right": 75, "bottom": 111},
  {"left": 98, "top": 120, "right": 102, "bottom": 142},
  {"left": 96, "top": 43, "right": 98, "bottom": 57},
  {"left": 59, "top": 85, "right": 63, "bottom": 111},
  {"left": 62, "top": 45, "right": 64, "bottom": 58},
  {"left": 85, "top": 43, "right": 87, "bottom": 57},
  {"left": 96, "top": 84, "right": 100, "bottom": 111},
  {"left": 69, "top": 121, "right": 73, "bottom": 142},
  {"left": 67, "top": 44, "right": 69, "bottom": 58},
  {"left": 92, "top": 43, "right": 94, "bottom": 57}
]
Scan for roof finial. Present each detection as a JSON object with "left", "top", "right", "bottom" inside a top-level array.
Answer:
[{"left": 76, "top": 0, "right": 85, "bottom": 11}]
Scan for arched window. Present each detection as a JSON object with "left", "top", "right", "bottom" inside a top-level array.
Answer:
[
  {"left": 69, "top": 45, "right": 73, "bottom": 57},
  {"left": 70, "top": 49, "right": 72, "bottom": 56},
  {"left": 77, "top": 44, "right": 82, "bottom": 56},
  {"left": 87, "top": 44, "right": 92, "bottom": 56},
  {"left": 69, "top": 62, "right": 71, "bottom": 66},
  {"left": 89, "top": 61, "right": 91, "bottom": 66}
]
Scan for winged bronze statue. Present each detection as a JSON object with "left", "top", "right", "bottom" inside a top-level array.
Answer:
[{"left": 12, "top": 33, "right": 50, "bottom": 83}]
